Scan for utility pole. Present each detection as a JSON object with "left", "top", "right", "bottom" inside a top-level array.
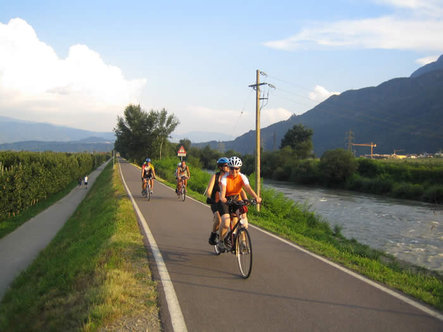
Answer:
[{"left": 249, "top": 70, "right": 274, "bottom": 211}]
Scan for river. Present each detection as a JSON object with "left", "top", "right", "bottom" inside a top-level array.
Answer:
[{"left": 263, "top": 180, "right": 443, "bottom": 273}]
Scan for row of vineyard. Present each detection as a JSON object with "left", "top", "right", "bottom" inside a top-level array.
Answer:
[{"left": 0, "top": 151, "right": 110, "bottom": 221}]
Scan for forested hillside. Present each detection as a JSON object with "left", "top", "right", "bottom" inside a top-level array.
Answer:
[{"left": 196, "top": 56, "right": 443, "bottom": 156}]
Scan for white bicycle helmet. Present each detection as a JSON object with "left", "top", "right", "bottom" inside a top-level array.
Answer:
[{"left": 228, "top": 156, "right": 242, "bottom": 168}]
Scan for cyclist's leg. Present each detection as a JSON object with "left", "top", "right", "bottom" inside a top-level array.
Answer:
[
  {"left": 212, "top": 211, "right": 221, "bottom": 233},
  {"left": 209, "top": 210, "right": 221, "bottom": 245},
  {"left": 238, "top": 213, "right": 248, "bottom": 242},
  {"left": 176, "top": 178, "right": 181, "bottom": 193},
  {"left": 149, "top": 177, "right": 154, "bottom": 191},
  {"left": 219, "top": 213, "right": 230, "bottom": 242},
  {"left": 239, "top": 213, "right": 248, "bottom": 228}
]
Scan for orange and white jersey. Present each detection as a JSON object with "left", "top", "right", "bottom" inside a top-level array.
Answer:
[{"left": 220, "top": 172, "right": 249, "bottom": 197}]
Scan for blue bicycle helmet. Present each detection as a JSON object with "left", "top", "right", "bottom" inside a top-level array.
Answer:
[
  {"left": 217, "top": 157, "right": 229, "bottom": 165},
  {"left": 145, "top": 158, "right": 151, "bottom": 162}
]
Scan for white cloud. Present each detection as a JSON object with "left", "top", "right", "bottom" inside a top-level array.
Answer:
[
  {"left": 260, "top": 107, "right": 292, "bottom": 127},
  {"left": 415, "top": 55, "right": 439, "bottom": 65},
  {"left": 0, "top": 18, "right": 146, "bottom": 131},
  {"left": 309, "top": 85, "right": 339, "bottom": 103},
  {"left": 264, "top": 1, "right": 443, "bottom": 52}
]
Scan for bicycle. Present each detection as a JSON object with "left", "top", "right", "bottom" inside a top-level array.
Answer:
[
  {"left": 142, "top": 176, "right": 154, "bottom": 201},
  {"left": 214, "top": 199, "right": 257, "bottom": 279},
  {"left": 177, "top": 175, "right": 187, "bottom": 201}
]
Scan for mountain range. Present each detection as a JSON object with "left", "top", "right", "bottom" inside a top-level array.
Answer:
[
  {"left": 0, "top": 116, "right": 114, "bottom": 152},
  {"left": 0, "top": 136, "right": 114, "bottom": 153},
  {"left": 1, "top": 56, "right": 442, "bottom": 155},
  {"left": 0, "top": 116, "right": 114, "bottom": 143},
  {"left": 196, "top": 55, "right": 443, "bottom": 156}
]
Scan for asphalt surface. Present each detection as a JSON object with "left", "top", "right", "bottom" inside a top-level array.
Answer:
[
  {"left": 0, "top": 160, "right": 110, "bottom": 300},
  {"left": 118, "top": 159, "right": 442, "bottom": 332}
]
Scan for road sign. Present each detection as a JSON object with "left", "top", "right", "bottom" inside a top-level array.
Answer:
[{"left": 177, "top": 145, "right": 187, "bottom": 157}]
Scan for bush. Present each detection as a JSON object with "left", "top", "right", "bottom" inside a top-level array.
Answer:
[
  {"left": 422, "top": 185, "right": 443, "bottom": 204},
  {"left": 319, "top": 149, "right": 358, "bottom": 185},
  {"left": 272, "top": 167, "right": 287, "bottom": 181},
  {"left": 369, "top": 174, "right": 393, "bottom": 194},
  {"left": 392, "top": 182, "right": 424, "bottom": 200},
  {"left": 290, "top": 159, "right": 320, "bottom": 184},
  {"left": 357, "top": 158, "right": 380, "bottom": 177}
]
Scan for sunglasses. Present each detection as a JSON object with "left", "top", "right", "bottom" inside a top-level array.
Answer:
[
  {"left": 219, "top": 164, "right": 228, "bottom": 167},
  {"left": 230, "top": 167, "right": 240, "bottom": 171}
]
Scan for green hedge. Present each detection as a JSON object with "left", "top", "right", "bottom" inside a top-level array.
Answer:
[{"left": 0, "top": 151, "right": 109, "bottom": 221}]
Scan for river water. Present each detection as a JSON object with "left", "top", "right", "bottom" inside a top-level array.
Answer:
[{"left": 264, "top": 180, "right": 443, "bottom": 273}]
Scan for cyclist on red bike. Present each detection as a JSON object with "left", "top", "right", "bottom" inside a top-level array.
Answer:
[{"left": 218, "top": 156, "right": 261, "bottom": 249}]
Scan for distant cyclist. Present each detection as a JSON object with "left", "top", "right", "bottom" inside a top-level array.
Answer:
[
  {"left": 218, "top": 156, "right": 261, "bottom": 249},
  {"left": 141, "top": 158, "right": 156, "bottom": 195},
  {"left": 175, "top": 160, "right": 190, "bottom": 195},
  {"left": 206, "top": 157, "right": 229, "bottom": 245}
]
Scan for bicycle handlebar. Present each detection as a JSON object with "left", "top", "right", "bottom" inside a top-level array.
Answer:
[{"left": 226, "top": 198, "right": 259, "bottom": 206}]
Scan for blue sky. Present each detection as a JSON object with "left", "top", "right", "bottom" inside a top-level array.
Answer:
[{"left": 1, "top": 0, "right": 442, "bottom": 141}]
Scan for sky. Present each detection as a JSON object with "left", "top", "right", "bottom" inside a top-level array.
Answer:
[{"left": 0, "top": 0, "right": 442, "bottom": 141}]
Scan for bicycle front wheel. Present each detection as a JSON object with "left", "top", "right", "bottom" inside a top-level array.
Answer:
[
  {"left": 181, "top": 187, "right": 186, "bottom": 201},
  {"left": 235, "top": 228, "right": 252, "bottom": 278}
]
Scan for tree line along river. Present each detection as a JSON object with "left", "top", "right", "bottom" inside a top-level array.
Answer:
[{"left": 264, "top": 180, "right": 443, "bottom": 273}]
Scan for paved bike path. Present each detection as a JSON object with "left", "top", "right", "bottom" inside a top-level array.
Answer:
[
  {"left": 119, "top": 159, "right": 442, "bottom": 332},
  {"left": 0, "top": 160, "right": 110, "bottom": 300}
]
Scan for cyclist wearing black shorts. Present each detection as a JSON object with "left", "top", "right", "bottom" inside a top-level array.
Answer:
[
  {"left": 206, "top": 157, "right": 229, "bottom": 245},
  {"left": 141, "top": 158, "right": 156, "bottom": 195}
]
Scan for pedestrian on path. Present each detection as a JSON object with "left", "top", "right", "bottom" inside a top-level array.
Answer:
[{"left": 84, "top": 175, "right": 88, "bottom": 189}]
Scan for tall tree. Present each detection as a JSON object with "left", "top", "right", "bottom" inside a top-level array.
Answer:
[
  {"left": 155, "top": 108, "right": 179, "bottom": 159},
  {"left": 114, "top": 105, "right": 178, "bottom": 163},
  {"left": 280, "top": 124, "right": 314, "bottom": 159}
]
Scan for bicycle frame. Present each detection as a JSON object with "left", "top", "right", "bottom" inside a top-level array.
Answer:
[
  {"left": 223, "top": 199, "right": 255, "bottom": 251},
  {"left": 177, "top": 176, "right": 187, "bottom": 201},
  {"left": 215, "top": 199, "right": 256, "bottom": 278}
]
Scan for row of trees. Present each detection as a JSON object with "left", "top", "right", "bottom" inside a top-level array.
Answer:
[
  {"left": 0, "top": 151, "right": 109, "bottom": 221},
  {"left": 114, "top": 105, "right": 179, "bottom": 163},
  {"left": 177, "top": 122, "right": 442, "bottom": 204}
]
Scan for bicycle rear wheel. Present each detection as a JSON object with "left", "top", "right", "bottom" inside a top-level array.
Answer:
[
  {"left": 147, "top": 183, "right": 151, "bottom": 201},
  {"left": 235, "top": 228, "right": 252, "bottom": 278}
]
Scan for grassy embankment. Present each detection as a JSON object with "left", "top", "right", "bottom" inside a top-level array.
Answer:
[
  {"left": 0, "top": 162, "right": 160, "bottom": 331},
  {"left": 154, "top": 157, "right": 443, "bottom": 311}
]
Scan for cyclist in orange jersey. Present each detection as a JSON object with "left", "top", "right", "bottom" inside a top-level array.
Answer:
[{"left": 218, "top": 156, "right": 261, "bottom": 248}]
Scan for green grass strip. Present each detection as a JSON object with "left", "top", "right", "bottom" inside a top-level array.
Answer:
[{"left": 0, "top": 162, "right": 160, "bottom": 331}]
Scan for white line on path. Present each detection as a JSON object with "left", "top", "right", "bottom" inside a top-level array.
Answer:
[{"left": 118, "top": 162, "right": 188, "bottom": 332}]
